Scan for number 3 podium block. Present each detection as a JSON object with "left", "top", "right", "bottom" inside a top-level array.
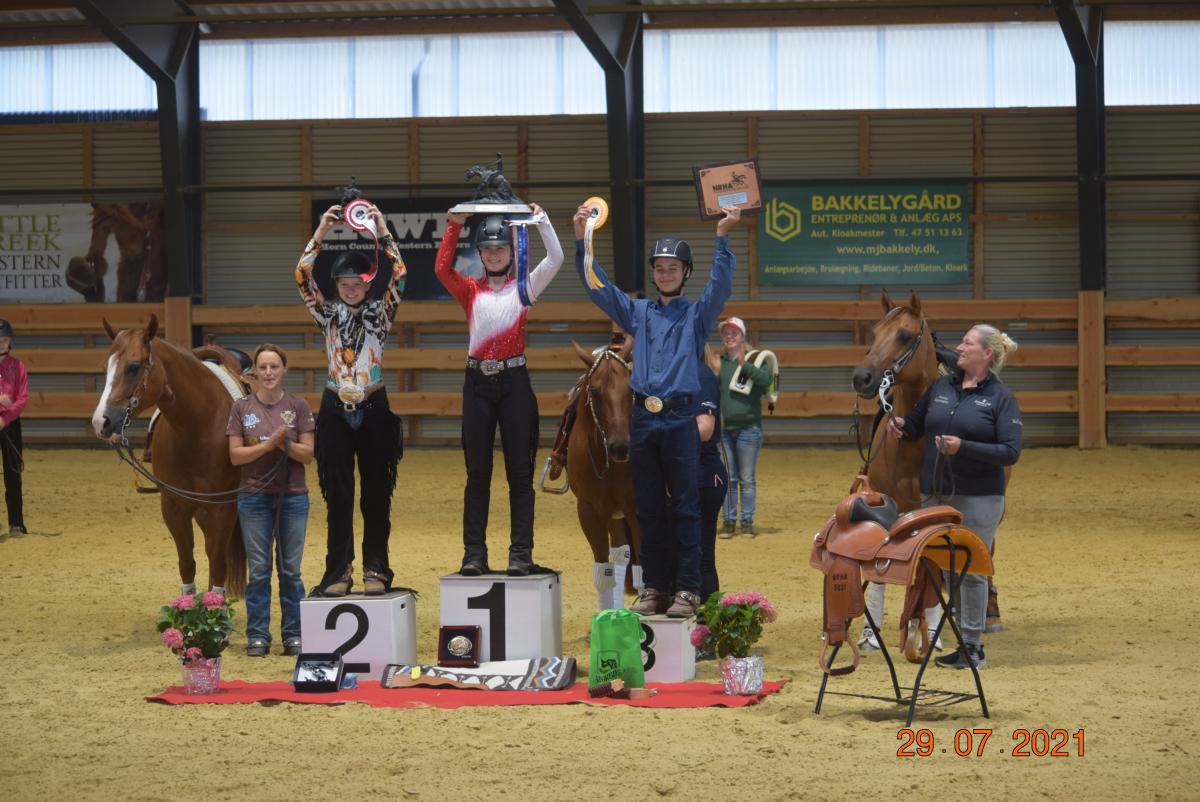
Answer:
[
  {"left": 640, "top": 615, "right": 696, "bottom": 683},
  {"left": 439, "top": 573, "right": 563, "bottom": 662},
  {"left": 299, "top": 591, "right": 416, "bottom": 680}
]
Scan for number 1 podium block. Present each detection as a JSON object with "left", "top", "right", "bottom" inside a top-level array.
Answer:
[
  {"left": 299, "top": 591, "right": 416, "bottom": 680},
  {"left": 640, "top": 615, "right": 696, "bottom": 683},
  {"left": 439, "top": 573, "right": 563, "bottom": 662}
]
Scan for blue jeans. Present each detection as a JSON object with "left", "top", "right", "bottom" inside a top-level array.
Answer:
[
  {"left": 720, "top": 425, "right": 762, "bottom": 524},
  {"left": 631, "top": 404, "right": 701, "bottom": 595},
  {"left": 238, "top": 492, "right": 309, "bottom": 642}
]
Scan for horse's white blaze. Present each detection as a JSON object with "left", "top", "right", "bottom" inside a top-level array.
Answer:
[{"left": 91, "top": 355, "right": 117, "bottom": 437}]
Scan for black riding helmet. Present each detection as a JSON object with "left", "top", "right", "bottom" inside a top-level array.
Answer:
[
  {"left": 330, "top": 250, "right": 372, "bottom": 281},
  {"left": 0, "top": 319, "right": 12, "bottom": 339},
  {"left": 648, "top": 237, "right": 693, "bottom": 296},
  {"left": 474, "top": 214, "right": 513, "bottom": 275}
]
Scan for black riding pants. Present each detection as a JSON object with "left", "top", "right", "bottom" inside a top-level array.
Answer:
[
  {"left": 461, "top": 365, "right": 539, "bottom": 566},
  {"left": 1, "top": 418, "right": 23, "bottom": 529},
  {"left": 314, "top": 389, "right": 402, "bottom": 592},
  {"left": 698, "top": 456, "right": 727, "bottom": 603}
]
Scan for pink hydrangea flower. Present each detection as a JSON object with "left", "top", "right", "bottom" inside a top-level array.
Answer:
[
  {"left": 690, "top": 624, "right": 710, "bottom": 648},
  {"left": 202, "top": 591, "right": 225, "bottom": 610},
  {"left": 720, "top": 591, "right": 778, "bottom": 623},
  {"left": 184, "top": 647, "right": 203, "bottom": 663},
  {"left": 161, "top": 628, "right": 185, "bottom": 650},
  {"left": 170, "top": 595, "right": 196, "bottom": 610}
]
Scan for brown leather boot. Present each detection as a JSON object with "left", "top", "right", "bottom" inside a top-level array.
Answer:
[
  {"left": 325, "top": 565, "right": 353, "bottom": 597},
  {"left": 363, "top": 569, "right": 387, "bottom": 596},
  {"left": 666, "top": 590, "right": 701, "bottom": 619},
  {"left": 630, "top": 588, "right": 670, "bottom": 615}
]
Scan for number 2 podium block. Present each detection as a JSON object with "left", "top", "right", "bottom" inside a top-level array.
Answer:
[
  {"left": 640, "top": 615, "right": 696, "bottom": 683},
  {"left": 439, "top": 573, "right": 563, "bottom": 662},
  {"left": 299, "top": 591, "right": 416, "bottom": 680}
]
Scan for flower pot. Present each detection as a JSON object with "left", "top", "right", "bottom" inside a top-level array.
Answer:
[
  {"left": 719, "top": 654, "right": 764, "bottom": 695},
  {"left": 181, "top": 656, "right": 222, "bottom": 695}
]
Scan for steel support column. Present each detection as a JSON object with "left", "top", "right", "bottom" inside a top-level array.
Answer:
[
  {"left": 1054, "top": 0, "right": 1106, "bottom": 292},
  {"left": 554, "top": 0, "right": 645, "bottom": 294},
  {"left": 75, "top": 2, "right": 202, "bottom": 300}
]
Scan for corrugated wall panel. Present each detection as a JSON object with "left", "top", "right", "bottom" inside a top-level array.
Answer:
[
  {"left": 645, "top": 117, "right": 748, "bottom": 216},
  {"left": 869, "top": 116, "right": 973, "bottom": 177},
  {"left": 311, "top": 125, "right": 409, "bottom": 185},
  {"left": 417, "top": 123, "right": 518, "bottom": 183},
  {"left": 0, "top": 130, "right": 82, "bottom": 188},
  {"left": 983, "top": 113, "right": 1075, "bottom": 211},
  {"left": 757, "top": 117, "right": 860, "bottom": 177},
  {"left": 526, "top": 119, "right": 610, "bottom": 303},
  {"left": 204, "top": 126, "right": 305, "bottom": 303},
  {"left": 1108, "top": 223, "right": 1200, "bottom": 298},
  {"left": 1108, "top": 111, "right": 1200, "bottom": 174},
  {"left": 93, "top": 128, "right": 160, "bottom": 187},
  {"left": 983, "top": 223, "right": 1078, "bottom": 298}
]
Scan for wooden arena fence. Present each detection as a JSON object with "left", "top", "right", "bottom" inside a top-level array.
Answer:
[{"left": 3, "top": 292, "right": 1198, "bottom": 449}]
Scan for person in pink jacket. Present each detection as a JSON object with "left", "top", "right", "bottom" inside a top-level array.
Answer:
[{"left": 0, "top": 319, "right": 28, "bottom": 540}]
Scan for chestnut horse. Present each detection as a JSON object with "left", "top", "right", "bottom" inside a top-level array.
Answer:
[
  {"left": 566, "top": 338, "right": 641, "bottom": 610},
  {"left": 851, "top": 289, "right": 940, "bottom": 513},
  {"left": 91, "top": 315, "right": 246, "bottom": 596}
]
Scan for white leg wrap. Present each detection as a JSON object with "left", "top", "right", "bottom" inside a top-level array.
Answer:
[
  {"left": 181, "top": 583, "right": 197, "bottom": 596},
  {"left": 865, "top": 581, "right": 886, "bottom": 628},
  {"left": 631, "top": 564, "right": 644, "bottom": 593},
  {"left": 210, "top": 585, "right": 226, "bottom": 597},
  {"left": 592, "top": 563, "right": 617, "bottom": 611},
  {"left": 609, "top": 546, "right": 630, "bottom": 608},
  {"left": 925, "top": 604, "right": 943, "bottom": 636}
]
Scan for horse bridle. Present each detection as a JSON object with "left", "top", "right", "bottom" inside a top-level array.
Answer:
[
  {"left": 110, "top": 340, "right": 287, "bottom": 505},
  {"left": 582, "top": 347, "right": 632, "bottom": 480},
  {"left": 854, "top": 317, "right": 927, "bottom": 466}
]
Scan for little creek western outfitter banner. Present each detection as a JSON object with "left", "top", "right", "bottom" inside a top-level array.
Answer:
[{"left": 757, "top": 184, "right": 970, "bottom": 285}]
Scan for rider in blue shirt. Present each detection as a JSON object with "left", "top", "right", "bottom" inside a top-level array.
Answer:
[{"left": 573, "top": 204, "right": 741, "bottom": 617}]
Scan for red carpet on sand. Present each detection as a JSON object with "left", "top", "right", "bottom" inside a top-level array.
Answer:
[{"left": 147, "top": 679, "right": 787, "bottom": 709}]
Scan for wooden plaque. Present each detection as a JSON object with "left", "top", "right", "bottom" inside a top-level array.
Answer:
[{"left": 692, "top": 158, "right": 764, "bottom": 220}]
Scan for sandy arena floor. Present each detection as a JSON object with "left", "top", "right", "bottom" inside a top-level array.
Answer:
[{"left": 0, "top": 445, "right": 1197, "bottom": 801}]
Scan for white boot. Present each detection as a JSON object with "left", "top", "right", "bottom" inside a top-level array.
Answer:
[
  {"left": 925, "top": 604, "right": 944, "bottom": 650},
  {"left": 592, "top": 563, "right": 617, "bottom": 610},
  {"left": 858, "top": 581, "right": 886, "bottom": 651},
  {"left": 609, "top": 546, "right": 631, "bottom": 609}
]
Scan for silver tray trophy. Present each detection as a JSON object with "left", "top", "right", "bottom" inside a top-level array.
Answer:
[{"left": 448, "top": 154, "right": 532, "bottom": 215}]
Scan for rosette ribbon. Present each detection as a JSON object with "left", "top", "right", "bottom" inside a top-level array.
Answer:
[{"left": 343, "top": 197, "right": 380, "bottom": 282}]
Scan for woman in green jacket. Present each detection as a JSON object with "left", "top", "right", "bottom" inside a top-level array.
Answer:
[{"left": 717, "top": 316, "right": 771, "bottom": 538}]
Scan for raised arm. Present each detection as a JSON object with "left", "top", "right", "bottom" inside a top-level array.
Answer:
[
  {"left": 435, "top": 211, "right": 474, "bottom": 311},
  {"left": 694, "top": 206, "right": 741, "bottom": 335},
  {"left": 526, "top": 204, "right": 564, "bottom": 302},
  {"left": 295, "top": 205, "right": 340, "bottom": 327},
  {"left": 572, "top": 204, "right": 636, "bottom": 333},
  {"left": 371, "top": 205, "right": 407, "bottom": 321}
]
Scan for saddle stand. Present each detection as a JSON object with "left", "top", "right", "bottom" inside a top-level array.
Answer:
[
  {"left": 810, "top": 479, "right": 993, "bottom": 726},
  {"left": 815, "top": 539, "right": 989, "bottom": 727}
]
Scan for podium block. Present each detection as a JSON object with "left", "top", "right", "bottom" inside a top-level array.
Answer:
[
  {"left": 639, "top": 615, "right": 696, "bottom": 683},
  {"left": 299, "top": 591, "right": 416, "bottom": 679},
  {"left": 439, "top": 573, "right": 562, "bottom": 662}
]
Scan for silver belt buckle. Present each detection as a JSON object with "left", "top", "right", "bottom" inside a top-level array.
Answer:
[
  {"left": 337, "top": 383, "right": 365, "bottom": 410},
  {"left": 481, "top": 360, "right": 502, "bottom": 376},
  {"left": 643, "top": 395, "right": 664, "bottom": 413}
]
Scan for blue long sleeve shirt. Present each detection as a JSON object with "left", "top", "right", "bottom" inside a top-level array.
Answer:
[{"left": 575, "top": 236, "right": 735, "bottom": 399}]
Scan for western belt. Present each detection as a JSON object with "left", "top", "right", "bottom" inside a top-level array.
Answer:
[
  {"left": 633, "top": 392, "right": 693, "bottom": 413},
  {"left": 467, "top": 355, "right": 527, "bottom": 376}
]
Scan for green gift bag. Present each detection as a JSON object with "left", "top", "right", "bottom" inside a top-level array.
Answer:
[{"left": 588, "top": 609, "right": 645, "bottom": 688}]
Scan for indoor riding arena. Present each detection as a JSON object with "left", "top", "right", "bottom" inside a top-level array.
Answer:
[{"left": 1, "top": 3, "right": 1197, "bottom": 801}]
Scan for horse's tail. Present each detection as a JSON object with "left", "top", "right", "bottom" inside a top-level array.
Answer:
[{"left": 225, "top": 515, "right": 247, "bottom": 598}]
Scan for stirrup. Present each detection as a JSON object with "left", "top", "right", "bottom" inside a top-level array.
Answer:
[
  {"left": 538, "top": 455, "right": 569, "bottom": 494},
  {"left": 818, "top": 635, "right": 861, "bottom": 677}
]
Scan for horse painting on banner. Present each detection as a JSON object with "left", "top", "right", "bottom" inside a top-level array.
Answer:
[
  {"left": 90, "top": 315, "right": 246, "bottom": 596},
  {"left": 565, "top": 337, "right": 642, "bottom": 611}
]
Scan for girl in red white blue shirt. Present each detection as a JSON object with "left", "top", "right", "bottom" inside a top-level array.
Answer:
[{"left": 436, "top": 205, "right": 563, "bottom": 576}]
